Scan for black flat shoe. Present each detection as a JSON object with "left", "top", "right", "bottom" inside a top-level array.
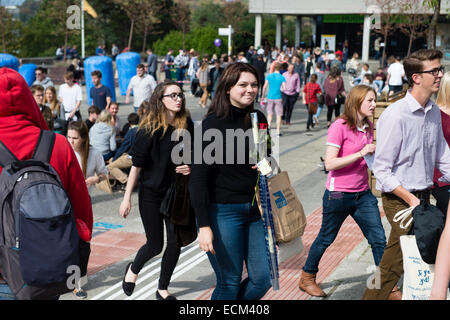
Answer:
[
  {"left": 122, "top": 262, "right": 135, "bottom": 296},
  {"left": 156, "top": 290, "right": 177, "bottom": 300}
]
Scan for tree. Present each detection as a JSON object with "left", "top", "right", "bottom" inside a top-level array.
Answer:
[
  {"left": 423, "top": 0, "right": 441, "bottom": 49},
  {"left": 366, "top": 0, "right": 401, "bottom": 67},
  {"left": 112, "top": 0, "right": 174, "bottom": 52},
  {"left": 172, "top": 0, "right": 191, "bottom": 49},
  {"left": 398, "top": 0, "right": 431, "bottom": 56},
  {"left": 20, "top": 0, "right": 78, "bottom": 58}
]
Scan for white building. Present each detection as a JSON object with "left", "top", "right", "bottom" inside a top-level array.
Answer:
[{"left": 249, "top": 0, "right": 450, "bottom": 61}]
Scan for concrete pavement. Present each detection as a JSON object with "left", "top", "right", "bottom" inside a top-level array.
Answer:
[{"left": 58, "top": 74, "right": 393, "bottom": 301}]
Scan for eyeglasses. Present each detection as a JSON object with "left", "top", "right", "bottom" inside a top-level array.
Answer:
[
  {"left": 416, "top": 66, "right": 445, "bottom": 77},
  {"left": 163, "top": 92, "right": 185, "bottom": 101}
]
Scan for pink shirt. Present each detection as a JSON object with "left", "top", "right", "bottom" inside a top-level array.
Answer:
[{"left": 326, "top": 118, "right": 373, "bottom": 192}]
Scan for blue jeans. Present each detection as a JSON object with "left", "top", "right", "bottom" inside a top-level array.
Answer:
[
  {"left": 0, "top": 284, "right": 16, "bottom": 300},
  {"left": 315, "top": 104, "right": 323, "bottom": 118},
  {"left": 207, "top": 203, "right": 272, "bottom": 300},
  {"left": 303, "top": 189, "right": 386, "bottom": 275}
]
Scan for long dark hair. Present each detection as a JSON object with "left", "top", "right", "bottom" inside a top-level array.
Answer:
[
  {"left": 206, "top": 62, "right": 259, "bottom": 128},
  {"left": 67, "top": 121, "right": 90, "bottom": 178}
]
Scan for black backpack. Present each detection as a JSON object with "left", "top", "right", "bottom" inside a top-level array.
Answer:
[{"left": 0, "top": 130, "right": 80, "bottom": 300}]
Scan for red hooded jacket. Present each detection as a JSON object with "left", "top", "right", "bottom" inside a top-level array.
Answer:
[{"left": 0, "top": 68, "right": 93, "bottom": 242}]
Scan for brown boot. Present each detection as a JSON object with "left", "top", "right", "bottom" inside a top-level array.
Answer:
[
  {"left": 298, "top": 271, "right": 327, "bottom": 297},
  {"left": 388, "top": 286, "right": 402, "bottom": 300}
]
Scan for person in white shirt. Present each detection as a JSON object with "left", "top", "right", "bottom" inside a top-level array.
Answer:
[
  {"left": 58, "top": 71, "right": 83, "bottom": 121},
  {"left": 126, "top": 64, "right": 157, "bottom": 112},
  {"left": 386, "top": 56, "right": 405, "bottom": 95}
]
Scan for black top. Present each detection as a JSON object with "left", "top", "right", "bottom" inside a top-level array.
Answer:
[
  {"left": 129, "top": 118, "right": 194, "bottom": 195},
  {"left": 189, "top": 106, "right": 270, "bottom": 228}
]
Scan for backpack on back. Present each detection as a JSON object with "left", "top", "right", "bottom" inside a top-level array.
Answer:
[{"left": 0, "top": 130, "right": 80, "bottom": 300}]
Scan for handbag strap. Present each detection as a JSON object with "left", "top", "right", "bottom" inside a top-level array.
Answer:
[{"left": 393, "top": 206, "right": 415, "bottom": 230}]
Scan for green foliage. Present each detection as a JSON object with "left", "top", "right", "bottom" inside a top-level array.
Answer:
[{"left": 153, "top": 26, "right": 227, "bottom": 57}]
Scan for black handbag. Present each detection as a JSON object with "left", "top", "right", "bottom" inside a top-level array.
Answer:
[
  {"left": 317, "top": 93, "right": 325, "bottom": 105},
  {"left": 334, "top": 93, "right": 346, "bottom": 105},
  {"left": 410, "top": 200, "right": 445, "bottom": 264},
  {"left": 160, "top": 180, "right": 176, "bottom": 218}
]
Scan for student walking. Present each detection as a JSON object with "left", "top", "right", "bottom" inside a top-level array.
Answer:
[
  {"left": 262, "top": 62, "right": 286, "bottom": 136},
  {"left": 120, "top": 81, "right": 193, "bottom": 300},
  {"left": 432, "top": 71, "right": 450, "bottom": 215},
  {"left": 67, "top": 121, "right": 107, "bottom": 298},
  {"left": 324, "top": 66, "right": 346, "bottom": 127},
  {"left": 302, "top": 74, "right": 322, "bottom": 131},
  {"left": 299, "top": 85, "right": 386, "bottom": 297},
  {"left": 0, "top": 68, "right": 93, "bottom": 300},
  {"left": 189, "top": 62, "right": 272, "bottom": 300},
  {"left": 363, "top": 49, "right": 450, "bottom": 300},
  {"left": 197, "top": 61, "right": 209, "bottom": 108},
  {"left": 282, "top": 63, "right": 300, "bottom": 125},
  {"left": 429, "top": 71, "right": 450, "bottom": 300}
]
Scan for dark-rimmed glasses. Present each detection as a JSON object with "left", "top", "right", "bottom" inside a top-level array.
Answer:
[
  {"left": 163, "top": 92, "right": 185, "bottom": 101},
  {"left": 416, "top": 66, "right": 445, "bottom": 77}
]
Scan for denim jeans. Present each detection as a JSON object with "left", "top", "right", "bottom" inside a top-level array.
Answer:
[
  {"left": 0, "top": 284, "right": 16, "bottom": 300},
  {"left": 303, "top": 189, "right": 386, "bottom": 275},
  {"left": 315, "top": 104, "right": 323, "bottom": 118},
  {"left": 207, "top": 202, "right": 272, "bottom": 300}
]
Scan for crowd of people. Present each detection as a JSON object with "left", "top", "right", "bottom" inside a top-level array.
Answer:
[{"left": 0, "top": 43, "right": 449, "bottom": 302}]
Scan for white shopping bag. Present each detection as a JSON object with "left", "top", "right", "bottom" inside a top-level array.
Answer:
[{"left": 400, "top": 235, "right": 450, "bottom": 300}]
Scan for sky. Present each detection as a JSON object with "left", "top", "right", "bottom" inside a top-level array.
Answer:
[{"left": 1, "top": 0, "right": 26, "bottom": 6}]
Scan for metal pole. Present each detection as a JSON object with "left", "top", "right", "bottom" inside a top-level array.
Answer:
[
  {"left": 81, "top": 0, "right": 85, "bottom": 58},
  {"left": 228, "top": 25, "right": 232, "bottom": 56}
]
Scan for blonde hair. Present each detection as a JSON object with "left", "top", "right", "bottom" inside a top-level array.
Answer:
[
  {"left": 96, "top": 109, "right": 112, "bottom": 125},
  {"left": 436, "top": 71, "right": 450, "bottom": 108}
]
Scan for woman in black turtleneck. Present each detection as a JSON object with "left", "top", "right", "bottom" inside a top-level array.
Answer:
[{"left": 189, "top": 62, "right": 272, "bottom": 300}]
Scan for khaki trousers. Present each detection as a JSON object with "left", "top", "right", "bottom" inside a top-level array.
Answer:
[
  {"left": 363, "top": 191, "right": 430, "bottom": 300},
  {"left": 107, "top": 153, "right": 132, "bottom": 184}
]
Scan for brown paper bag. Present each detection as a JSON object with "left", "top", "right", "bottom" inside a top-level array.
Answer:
[
  {"left": 95, "top": 175, "right": 113, "bottom": 193},
  {"left": 256, "top": 171, "right": 307, "bottom": 243}
]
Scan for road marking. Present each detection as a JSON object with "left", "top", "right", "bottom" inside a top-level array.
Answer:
[
  {"left": 90, "top": 241, "right": 201, "bottom": 300},
  {"left": 128, "top": 250, "right": 208, "bottom": 300}
]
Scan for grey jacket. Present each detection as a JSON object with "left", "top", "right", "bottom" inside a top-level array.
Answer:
[{"left": 89, "top": 122, "right": 116, "bottom": 155}]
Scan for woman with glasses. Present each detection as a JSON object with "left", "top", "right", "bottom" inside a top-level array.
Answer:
[
  {"left": 119, "top": 81, "right": 193, "bottom": 300},
  {"left": 189, "top": 62, "right": 272, "bottom": 300}
]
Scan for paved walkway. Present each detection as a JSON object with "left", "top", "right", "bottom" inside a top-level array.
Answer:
[{"left": 58, "top": 74, "right": 395, "bottom": 301}]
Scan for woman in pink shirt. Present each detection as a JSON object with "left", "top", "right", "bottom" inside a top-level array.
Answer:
[{"left": 298, "top": 85, "right": 386, "bottom": 297}]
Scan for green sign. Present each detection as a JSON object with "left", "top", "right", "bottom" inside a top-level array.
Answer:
[{"left": 323, "top": 14, "right": 365, "bottom": 24}]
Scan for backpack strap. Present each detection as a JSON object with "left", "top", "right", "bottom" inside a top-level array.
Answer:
[
  {"left": 32, "top": 130, "right": 56, "bottom": 163},
  {"left": 0, "top": 140, "right": 19, "bottom": 168}
]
